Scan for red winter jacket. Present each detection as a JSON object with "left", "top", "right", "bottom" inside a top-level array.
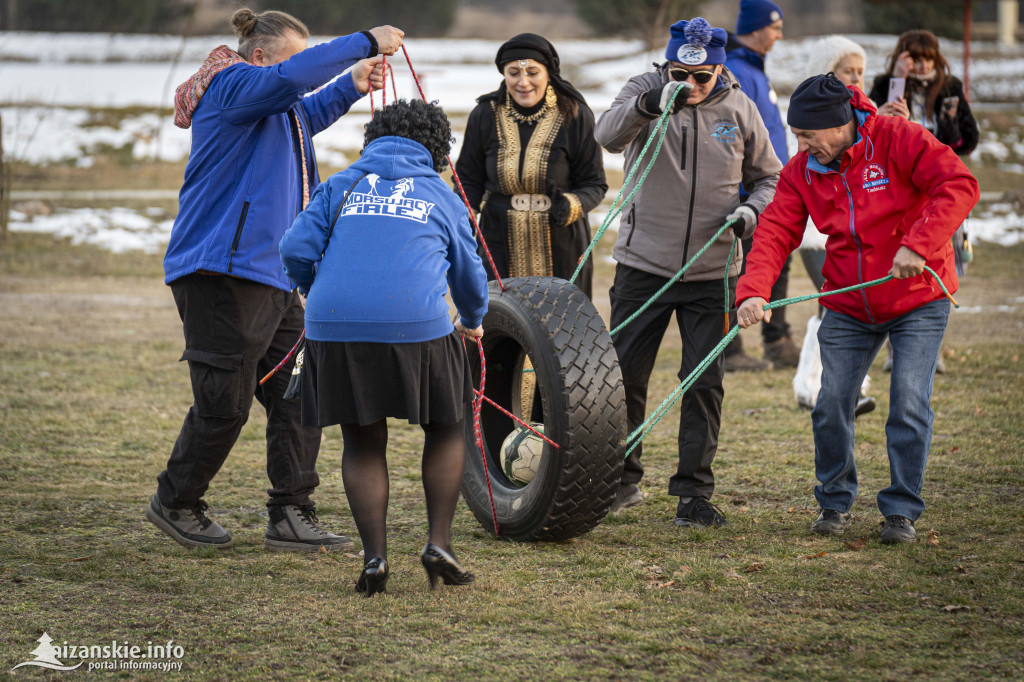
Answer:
[{"left": 736, "top": 88, "right": 979, "bottom": 324}]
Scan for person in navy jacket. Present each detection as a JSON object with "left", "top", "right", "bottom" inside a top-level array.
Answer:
[
  {"left": 723, "top": 0, "right": 801, "bottom": 371},
  {"left": 147, "top": 6, "right": 404, "bottom": 554},
  {"left": 280, "top": 99, "right": 488, "bottom": 596}
]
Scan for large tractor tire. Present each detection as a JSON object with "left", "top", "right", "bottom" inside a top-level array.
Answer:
[{"left": 461, "top": 277, "right": 626, "bottom": 541}]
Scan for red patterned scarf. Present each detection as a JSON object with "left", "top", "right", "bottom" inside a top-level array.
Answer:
[{"left": 173, "top": 45, "right": 247, "bottom": 129}]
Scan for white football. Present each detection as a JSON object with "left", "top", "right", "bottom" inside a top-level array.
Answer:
[{"left": 500, "top": 423, "right": 546, "bottom": 485}]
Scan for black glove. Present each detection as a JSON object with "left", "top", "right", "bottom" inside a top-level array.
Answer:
[
  {"left": 727, "top": 205, "right": 758, "bottom": 239},
  {"left": 547, "top": 185, "right": 571, "bottom": 226},
  {"left": 640, "top": 81, "right": 691, "bottom": 116}
]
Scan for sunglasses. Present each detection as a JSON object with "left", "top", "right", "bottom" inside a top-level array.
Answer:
[{"left": 669, "top": 68, "right": 716, "bottom": 84}]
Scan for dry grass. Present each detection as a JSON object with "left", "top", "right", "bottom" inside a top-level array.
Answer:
[{"left": 1, "top": 231, "right": 1023, "bottom": 679}]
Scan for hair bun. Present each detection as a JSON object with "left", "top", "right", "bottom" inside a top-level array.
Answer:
[{"left": 230, "top": 8, "right": 258, "bottom": 38}]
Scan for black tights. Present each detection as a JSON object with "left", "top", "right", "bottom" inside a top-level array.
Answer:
[{"left": 340, "top": 418, "right": 466, "bottom": 565}]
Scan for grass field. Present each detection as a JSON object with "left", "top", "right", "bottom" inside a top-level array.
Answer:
[{"left": 1, "top": 227, "right": 1022, "bottom": 679}]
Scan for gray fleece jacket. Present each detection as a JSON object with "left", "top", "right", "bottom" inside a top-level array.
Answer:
[{"left": 595, "top": 66, "right": 781, "bottom": 281}]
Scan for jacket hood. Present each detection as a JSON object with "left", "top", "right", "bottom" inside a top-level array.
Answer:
[
  {"left": 173, "top": 45, "right": 247, "bottom": 129},
  {"left": 849, "top": 85, "right": 876, "bottom": 115},
  {"left": 351, "top": 136, "right": 438, "bottom": 179}
]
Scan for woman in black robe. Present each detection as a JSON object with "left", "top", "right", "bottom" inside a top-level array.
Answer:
[{"left": 455, "top": 33, "right": 608, "bottom": 298}]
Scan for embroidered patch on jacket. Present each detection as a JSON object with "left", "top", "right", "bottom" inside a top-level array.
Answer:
[
  {"left": 711, "top": 120, "right": 739, "bottom": 143},
  {"left": 342, "top": 174, "right": 435, "bottom": 223},
  {"left": 862, "top": 163, "right": 889, "bottom": 192}
]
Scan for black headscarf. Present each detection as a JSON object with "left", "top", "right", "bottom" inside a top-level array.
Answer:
[{"left": 481, "top": 33, "right": 588, "bottom": 109}]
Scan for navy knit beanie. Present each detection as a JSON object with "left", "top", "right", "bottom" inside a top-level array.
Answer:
[
  {"left": 787, "top": 73, "right": 854, "bottom": 130},
  {"left": 665, "top": 17, "right": 728, "bottom": 65},
  {"left": 735, "top": 0, "right": 783, "bottom": 36}
]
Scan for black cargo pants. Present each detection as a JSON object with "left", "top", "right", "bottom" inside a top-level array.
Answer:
[
  {"left": 157, "top": 273, "right": 321, "bottom": 509},
  {"left": 609, "top": 264, "right": 730, "bottom": 499}
]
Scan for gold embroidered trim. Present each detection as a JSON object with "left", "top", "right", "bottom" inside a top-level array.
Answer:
[
  {"left": 491, "top": 100, "right": 564, "bottom": 277},
  {"left": 562, "top": 192, "right": 583, "bottom": 226},
  {"left": 292, "top": 111, "right": 310, "bottom": 209}
]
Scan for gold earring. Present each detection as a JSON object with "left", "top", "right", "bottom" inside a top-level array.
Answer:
[{"left": 545, "top": 84, "right": 557, "bottom": 108}]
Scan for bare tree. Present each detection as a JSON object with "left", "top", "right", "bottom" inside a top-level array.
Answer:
[{"left": 573, "top": 0, "right": 701, "bottom": 50}]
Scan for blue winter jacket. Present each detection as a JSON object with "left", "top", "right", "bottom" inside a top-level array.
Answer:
[
  {"left": 725, "top": 46, "right": 789, "bottom": 166},
  {"left": 163, "top": 33, "right": 374, "bottom": 290},
  {"left": 279, "top": 136, "right": 489, "bottom": 343}
]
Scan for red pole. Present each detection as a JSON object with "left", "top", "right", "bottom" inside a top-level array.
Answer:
[{"left": 963, "top": 0, "right": 972, "bottom": 100}]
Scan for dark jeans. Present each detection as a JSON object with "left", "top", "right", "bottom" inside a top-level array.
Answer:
[
  {"left": 157, "top": 274, "right": 321, "bottom": 509},
  {"left": 813, "top": 300, "right": 950, "bottom": 520},
  {"left": 726, "top": 237, "right": 791, "bottom": 353},
  {"left": 609, "top": 265, "right": 729, "bottom": 499}
]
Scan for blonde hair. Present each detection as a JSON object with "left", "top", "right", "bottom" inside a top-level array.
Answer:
[{"left": 231, "top": 8, "right": 309, "bottom": 61}]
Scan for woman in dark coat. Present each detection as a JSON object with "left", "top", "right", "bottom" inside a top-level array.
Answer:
[
  {"left": 455, "top": 33, "right": 608, "bottom": 298},
  {"left": 868, "top": 29, "right": 978, "bottom": 156}
]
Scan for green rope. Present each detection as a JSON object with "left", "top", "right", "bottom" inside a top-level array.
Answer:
[
  {"left": 608, "top": 219, "right": 739, "bottom": 337},
  {"left": 569, "top": 85, "right": 687, "bottom": 285},
  {"left": 623, "top": 266, "right": 958, "bottom": 457},
  {"left": 724, "top": 235, "right": 738, "bottom": 328}
]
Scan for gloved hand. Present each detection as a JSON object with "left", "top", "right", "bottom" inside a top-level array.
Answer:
[
  {"left": 641, "top": 81, "right": 692, "bottom": 116},
  {"left": 726, "top": 204, "right": 758, "bottom": 239},
  {"left": 547, "top": 185, "right": 571, "bottom": 226}
]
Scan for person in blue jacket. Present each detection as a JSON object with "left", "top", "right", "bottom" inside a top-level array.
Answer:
[
  {"left": 723, "top": 0, "right": 802, "bottom": 372},
  {"left": 280, "top": 99, "right": 489, "bottom": 596},
  {"left": 146, "top": 6, "right": 404, "bottom": 554}
]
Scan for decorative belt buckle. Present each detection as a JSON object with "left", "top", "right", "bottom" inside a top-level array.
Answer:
[
  {"left": 530, "top": 194, "right": 552, "bottom": 212},
  {"left": 511, "top": 193, "right": 551, "bottom": 212}
]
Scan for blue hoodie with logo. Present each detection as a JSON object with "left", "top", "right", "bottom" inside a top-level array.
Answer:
[
  {"left": 163, "top": 33, "right": 374, "bottom": 290},
  {"left": 279, "top": 136, "right": 489, "bottom": 343}
]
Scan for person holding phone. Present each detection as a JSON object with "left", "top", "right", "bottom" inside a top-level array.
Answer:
[
  {"left": 869, "top": 30, "right": 977, "bottom": 373},
  {"left": 595, "top": 17, "right": 781, "bottom": 524},
  {"left": 869, "top": 30, "right": 978, "bottom": 156}
]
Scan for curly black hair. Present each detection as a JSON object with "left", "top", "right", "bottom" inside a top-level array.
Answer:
[{"left": 363, "top": 99, "right": 453, "bottom": 173}]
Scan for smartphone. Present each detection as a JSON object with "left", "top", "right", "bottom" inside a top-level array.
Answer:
[{"left": 887, "top": 77, "right": 906, "bottom": 103}]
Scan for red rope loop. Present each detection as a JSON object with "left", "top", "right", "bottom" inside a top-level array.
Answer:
[
  {"left": 463, "top": 336, "right": 499, "bottom": 535},
  {"left": 400, "top": 45, "right": 505, "bottom": 291},
  {"left": 259, "top": 330, "right": 304, "bottom": 385},
  {"left": 472, "top": 390, "right": 560, "bottom": 450}
]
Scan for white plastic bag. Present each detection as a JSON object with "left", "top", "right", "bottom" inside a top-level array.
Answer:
[
  {"left": 793, "top": 315, "right": 822, "bottom": 409},
  {"left": 793, "top": 313, "right": 872, "bottom": 410}
]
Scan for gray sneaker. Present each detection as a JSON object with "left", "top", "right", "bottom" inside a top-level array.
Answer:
[
  {"left": 610, "top": 483, "right": 643, "bottom": 513},
  {"left": 146, "top": 495, "right": 233, "bottom": 549},
  {"left": 264, "top": 505, "right": 354, "bottom": 552},
  {"left": 879, "top": 515, "right": 917, "bottom": 544},
  {"left": 811, "top": 509, "right": 852, "bottom": 535}
]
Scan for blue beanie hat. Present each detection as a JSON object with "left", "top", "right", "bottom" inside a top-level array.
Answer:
[
  {"left": 735, "top": 0, "right": 783, "bottom": 36},
  {"left": 665, "top": 17, "right": 728, "bottom": 66},
  {"left": 787, "top": 74, "right": 853, "bottom": 130}
]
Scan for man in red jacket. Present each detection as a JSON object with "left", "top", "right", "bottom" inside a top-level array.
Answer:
[{"left": 736, "top": 74, "right": 978, "bottom": 544}]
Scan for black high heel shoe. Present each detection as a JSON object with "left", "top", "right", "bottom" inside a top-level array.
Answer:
[
  {"left": 420, "top": 543, "right": 475, "bottom": 590},
  {"left": 355, "top": 557, "right": 389, "bottom": 597}
]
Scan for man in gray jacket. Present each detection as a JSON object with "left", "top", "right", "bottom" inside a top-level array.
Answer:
[{"left": 596, "top": 17, "right": 781, "bottom": 526}]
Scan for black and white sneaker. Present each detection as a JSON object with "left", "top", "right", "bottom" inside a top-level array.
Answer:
[
  {"left": 146, "top": 495, "right": 233, "bottom": 549},
  {"left": 673, "top": 497, "right": 728, "bottom": 527},
  {"left": 264, "top": 505, "right": 354, "bottom": 552}
]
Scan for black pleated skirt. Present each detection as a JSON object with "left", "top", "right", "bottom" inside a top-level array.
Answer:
[{"left": 301, "top": 331, "right": 474, "bottom": 427}]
